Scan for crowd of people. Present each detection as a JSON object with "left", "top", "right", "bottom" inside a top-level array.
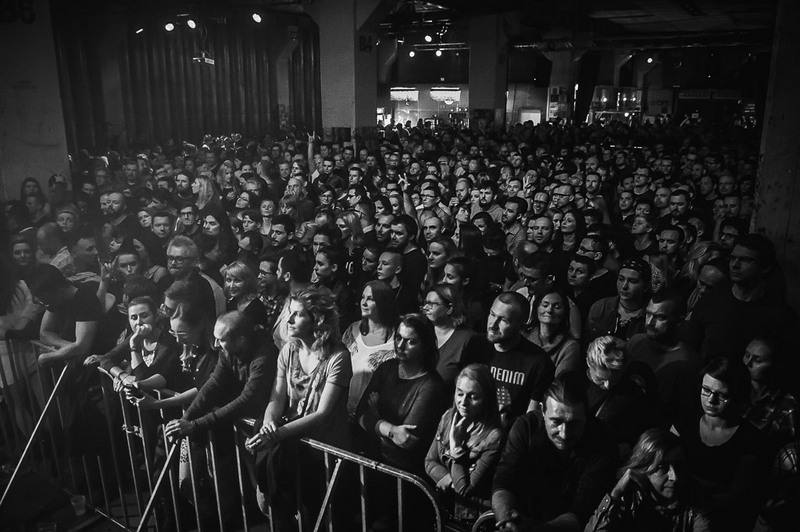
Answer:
[{"left": 1, "top": 117, "right": 798, "bottom": 531}]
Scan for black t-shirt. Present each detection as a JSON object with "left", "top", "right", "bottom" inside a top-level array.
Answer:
[
  {"left": 464, "top": 335, "right": 555, "bottom": 418},
  {"left": 50, "top": 284, "right": 103, "bottom": 342}
]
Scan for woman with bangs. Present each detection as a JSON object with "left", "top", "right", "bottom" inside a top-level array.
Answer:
[
  {"left": 223, "top": 260, "right": 267, "bottom": 324},
  {"left": 422, "top": 284, "right": 476, "bottom": 392},
  {"left": 586, "top": 428, "right": 710, "bottom": 531}
]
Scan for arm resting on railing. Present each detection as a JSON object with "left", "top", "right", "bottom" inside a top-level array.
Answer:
[{"left": 38, "top": 318, "right": 98, "bottom": 365}]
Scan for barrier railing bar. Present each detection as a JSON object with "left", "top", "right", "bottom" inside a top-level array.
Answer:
[
  {"left": 207, "top": 431, "right": 225, "bottom": 532},
  {"left": 397, "top": 477, "right": 404, "bottom": 531},
  {"left": 0, "top": 363, "right": 69, "bottom": 509},
  {"left": 82, "top": 455, "right": 93, "bottom": 506},
  {"left": 135, "top": 402, "right": 159, "bottom": 532},
  {"left": 232, "top": 425, "right": 250, "bottom": 532},
  {"left": 134, "top": 440, "right": 180, "bottom": 532},
  {"left": 186, "top": 434, "right": 204, "bottom": 532},
  {"left": 119, "top": 392, "right": 145, "bottom": 519},
  {"left": 0, "top": 339, "right": 21, "bottom": 453},
  {"left": 158, "top": 397, "right": 183, "bottom": 532},
  {"left": 312, "top": 455, "right": 342, "bottom": 532},
  {"left": 97, "top": 455, "right": 112, "bottom": 517},
  {"left": 34, "top": 348, "right": 64, "bottom": 485},
  {"left": 359, "top": 464, "right": 368, "bottom": 532},
  {"left": 100, "top": 381, "right": 132, "bottom": 527}
]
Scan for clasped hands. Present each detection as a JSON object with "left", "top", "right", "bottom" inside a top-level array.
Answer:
[{"left": 244, "top": 420, "right": 281, "bottom": 454}]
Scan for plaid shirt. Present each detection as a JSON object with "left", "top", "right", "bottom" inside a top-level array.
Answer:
[
  {"left": 259, "top": 293, "right": 286, "bottom": 332},
  {"left": 744, "top": 387, "right": 797, "bottom": 443}
]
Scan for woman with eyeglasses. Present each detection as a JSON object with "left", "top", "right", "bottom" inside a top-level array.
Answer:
[
  {"left": 672, "top": 357, "right": 766, "bottom": 532},
  {"left": 422, "top": 284, "right": 475, "bottom": 392}
]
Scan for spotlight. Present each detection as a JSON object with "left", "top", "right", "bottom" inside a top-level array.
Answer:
[
  {"left": 647, "top": 57, "right": 653, "bottom": 64},
  {"left": 135, "top": 27, "right": 144, "bottom": 34},
  {"left": 425, "top": 34, "right": 433, "bottom": 42},
  {"left": 409, "top": 50, "right": 415, "bottom": 57},
  {"left": 187, "top": 19, "right": 196, "bottom": 29},
  {"left": 435, "top": 49, "right": 442, "bottom": 57},
  {"left": 165, "top": 22, "right": 175, "bottom": 32},
  {"left": 252, "top": 13, "right": 262, "bottom": 23}
]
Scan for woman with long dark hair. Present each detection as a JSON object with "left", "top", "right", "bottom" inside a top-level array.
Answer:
[
  {"left": 422, "top": 284, "right": 475, "bottom": 390},
  {"left": 342, "top": 280, "right": 399, "bottom": 416},
  {"left": 197, "top": 203, "right": 237, "bottom": 279},
  {"left": 524, "top": 281, "right": 581, "bottom": 378}
]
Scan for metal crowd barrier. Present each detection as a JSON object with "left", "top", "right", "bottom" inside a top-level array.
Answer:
[{"left": 1, "top": 339, "right": 473, "bottom": 531}]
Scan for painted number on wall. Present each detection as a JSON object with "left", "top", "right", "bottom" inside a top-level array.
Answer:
[
  {"left": 359, "top": 34, "right": 373, "bottom": 52},
  {"left": 0, "top": 0, "right": 36, "bottom": 23}
]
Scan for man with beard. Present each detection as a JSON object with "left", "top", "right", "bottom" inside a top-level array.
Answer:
[
  {"left": 653, "top": 186, "right": 671, "bottom": 218},
  {"left": 471, "top": 181, "right": 503, "bottom": 222},
  {"left": 388, "top": 214, "right": 426, "bottom": 292},
  {"left": 69, "top": 225, "right": 101, "bottom": 285},
  {"left": 464, "top": 292, "right": 554, "bottom": 429},
  {"left": 448, "top": 177, "right": 472, "bottom": 213},
  {"left": 502, "top": 197, "right": 526, "bottom": 253},
  {"left": 164, "top": 236, "right": 225, "bottom": 322},
  {"left": 660, "top": 189, "right": 692, "bottom": 226},
  {"left": 551, "top": 184, "right": 575, "bottom": 212},
  {"left": 626, "top": 292, "right": 699, "bottom": 426},
  {"left": 105, "top": 191, "right": 140, "bottom": 235},
  {"left": 174, "top": 172, "right": 197, "bottom": 205}
]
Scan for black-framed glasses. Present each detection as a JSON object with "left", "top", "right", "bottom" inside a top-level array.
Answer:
[{"left": 700, "top": 386, "right": 730, "bottom": 403}]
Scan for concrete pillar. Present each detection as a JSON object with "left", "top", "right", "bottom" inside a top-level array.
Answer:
[
  {"left": 755, "top": 0, "right": 800, "bottom": 309},
  {"left": 0, "top": 0, "right": 69, "bottom": 200},
  {"left": 305, "top": 0, "right": 392, "bottom": 141},
  {"left": 543, "top": 51, "right": 581, "bottom": 121},
  {"left": 468, "top": 15, "right": 508, "bottom": 128}
]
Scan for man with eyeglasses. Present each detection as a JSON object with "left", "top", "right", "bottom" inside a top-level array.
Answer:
[
  {"left": 632, "top": 167, "right": 653, "bottom": 202},
  {"left": 165, "top": 236, "right": 225, "bottom": 322},
  {"left": 420, "top": 184, "right": 451, "bottom": 227},
  {"left": 684, "top": 234, "right": 791, "bottom": 362},
  {"left": 176, "top": 203, "right": 201, "bottom": 239}
]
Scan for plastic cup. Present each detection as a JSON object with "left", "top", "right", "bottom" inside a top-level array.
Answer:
[{"left": 71, "top": 494, "right": 87, "bottom": 516}]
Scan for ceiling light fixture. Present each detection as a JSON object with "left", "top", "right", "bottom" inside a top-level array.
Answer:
[
  {"left": 165, "top": 22, "right": 175, "bottom": 32},
  {"left": 409, "top": 50, "right": 415, "bottom": 57},
  {"left": 435, "top": 49, "right": 442, "bottom": 57},
  {"left": 425, "top": 34, "right": 433, "bottom": 42},
  {"left": 187, "top": 19, "right": 196, "bottom": 29},
  {"left": 647, "top": 57, "right": 653, "bottom": 64},
  {"left": 252, "top": 13, "right": 262, "bottom": 23},
  {"left": 135, "top": 27, "right": 144, "bottom": 34}
]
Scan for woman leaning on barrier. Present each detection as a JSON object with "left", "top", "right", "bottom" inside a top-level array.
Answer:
[
  {"left": 83, "top": 296, "right": 179, "bottom": 394},
  {"left": 245, "top": 285, "right": 351, "bottom": 528},
  {"left": 425, "top": 363, "right": 504, "bottom": 523}
]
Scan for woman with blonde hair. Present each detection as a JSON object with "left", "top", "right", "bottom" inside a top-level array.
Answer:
[
  {"left": 425, "top": 363, "right": 504, "bottom": 522},
  {"left": 192, "top": 172, "right": 219, "bottom": 210},
  {"left": 246, "top": 286, "right": 351, "bottom": 526},
  {"left": 223, "top": 260, "right": 268, "bottom": 324},
  {"left": 586, "top": 335, "right": 657, "bottom": 459},
  {"left": 214, "top": 159, "right": 235, "bottom": 191}
]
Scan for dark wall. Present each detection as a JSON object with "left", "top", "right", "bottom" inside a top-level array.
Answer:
[{"left": 51, "top": 2, "right": 319, "bottom": 153}]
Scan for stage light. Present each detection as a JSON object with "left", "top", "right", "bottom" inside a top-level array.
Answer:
[
  {"left": 425, "top": 34, "right": 433, "bottom": 42},
  {"left": 409, "top": 50, "right": 415, "bottom": 57},
  {"left": 187, "top": 19, "right": 196, "bottom": 29},
  {"left": 647, "top": 57, "right": 653, "bottom": 64},
  {"left": 252, "top": 13, "right": 262, "bottom": 23},
  {"left": 165, "top": 22, "right": 175, "bottom": 32},
  {"left": 135, "top": 27, "right": 144, "bottom": 34},
  {"left": 435, "top": 49, "right": 442, "bottom": 57}
]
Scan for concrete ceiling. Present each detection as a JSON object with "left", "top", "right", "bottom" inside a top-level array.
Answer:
[{"left": 382, "top": 0, "right": 777, "bottom": 49}]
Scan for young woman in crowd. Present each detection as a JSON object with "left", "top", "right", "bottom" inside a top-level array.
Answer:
[
  {"left": 223, "top": 260, "right": 268, "bottom": 324},
  {"left": 558, "top": 210, "right": 585, "bottom": 254},
  {"left": 524, "top": 281, "right": 581, "bottom": 378},
  {"left": 342, "top": 280, "right": 399, "bottom": 417},
  {"left": 198, "top": 203, "right": 237, "bottom": 278},
  {"left": 673, "top": 357, "right": 766, "bottom": 532},
  {"left": 424, "top": 237, "right": 460, "bottom": 290},
  {"left": 425, "top": 364, "right": 504, "bottom": 523},
  {"left": 246, "top": 286, "right": 351, "bottom": 527},
  {"left": 422, "top": 284, "right": 475, "bottom": 391},
  {"left": 193, "top": 173, "right": 219, "bottom": 211}
]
